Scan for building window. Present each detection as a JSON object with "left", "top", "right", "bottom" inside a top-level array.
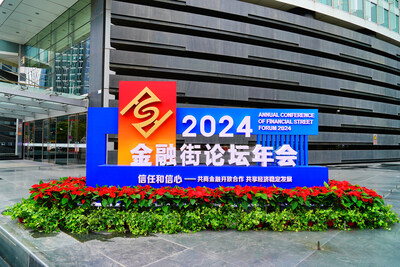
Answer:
[
  {"left": 366, "top": 1, "right": 378, "bottom": 23},
  {"left": 319, "top": 0, "right": 333, "bottom": 6},
  {"left": 383, "top": 8, "right": 389, "bottom": 28},
  {"left": 351, "top": 0, "right": 364, "bottom": 18},
  {"left": 334, "top": 0, "right": 349, "bottom": 12}
]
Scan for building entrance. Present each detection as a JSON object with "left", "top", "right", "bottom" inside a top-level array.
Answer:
[{"left": 23, "top": 113, "right": 86, "bottom": 165}]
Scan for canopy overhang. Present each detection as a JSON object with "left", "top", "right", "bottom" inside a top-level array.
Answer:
[{"left": 0, "top": 81, "right": 87, "bottom": 121}]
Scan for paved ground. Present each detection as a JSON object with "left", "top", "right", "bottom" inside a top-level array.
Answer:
[{"left": 0, "top": 160, "right": 400, "bottom": 267}]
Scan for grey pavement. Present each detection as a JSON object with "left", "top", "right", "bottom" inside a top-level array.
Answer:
[{"left": 0, "top": 160, "right": 400, "bottom": 267}]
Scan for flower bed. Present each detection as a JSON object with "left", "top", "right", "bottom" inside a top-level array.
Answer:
[{"left": 4, "top": 177, "right": 399, "bottom": 234}]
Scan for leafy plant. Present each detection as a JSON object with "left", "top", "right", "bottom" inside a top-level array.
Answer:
[{"left": 3, "top": 177, "right": 399, "bottom": 234}]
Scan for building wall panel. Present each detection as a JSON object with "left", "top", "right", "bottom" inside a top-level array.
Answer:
[{"left": 109, "top": 0, "right": 400, "bottom": 164}]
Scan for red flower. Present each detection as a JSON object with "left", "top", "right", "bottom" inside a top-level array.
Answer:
[
  {"left": 27, "top": 176, "right": 385, "bottom": 215},
  {"left": 246, "top": 193, "right": 252, "bottom": 200},
  {"left": 33, "top": 193, "right": 42, "bottom": 201}
]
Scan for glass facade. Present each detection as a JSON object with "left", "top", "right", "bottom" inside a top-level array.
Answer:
[
  {"left": 319, "top": 0, "right": 333, "bottom": 6},
  {"left": 0, "top": 118, "right": 17, "bottom": 156},
  {"left": 20, "top": 0, "right": 90, "bottom": 96},
  {"left": 351, "top": 0, "right": 364, "bottom": 18},
  {"left": 19, "top": 0, "right": 90, "bottom": 164},
  {"left": 316, "top": 0, "right": 400, "bottom": 33},
  {"left": 23, "top": 113, "right": 87, "bottom": 165},
  {"left": 366, "top": 1, "right": 378, "bottom": 23},
  {"left": 0, "top": 63, "right": 18, "bottom": 85},
  {"left": 0, "top": 63, "right": 17, "bottom": 78},
  {"left": 334, "top": 0, "right": 350, "bottom": 11}
]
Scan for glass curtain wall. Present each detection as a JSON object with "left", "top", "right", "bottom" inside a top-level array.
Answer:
[
  {"left": 0, "top": 118, "right": 17, "bottom": 156},
  {"left": 49, "top": 118, "right": 57, "bottom": 163},
  {"left": 317, "top": 0, "right": 400, "bottom": 33},
  {"left": 68, "top": 114, "right": 85, "bottom": 164},
  {"left": 23, "top": 113, "right": 86, "bottom": 165},
  {"left": 334, "top": 0, "right": 350, "bottom": 11},
  {"left": 23, "top": 122, "right": 35, "bottom": 160},
  {"left": 55, "top": 116, "right": 68, "bottom": 164},
  {"left": 319, "top": 0, "right": 333, "bottom": 6},
  {"left": 20, "top": 0, "right": 91, "bottom": 95},
  {"left": 43, "top": 119, "right": 49, "bottom": 161},
  {"left": 34, "top": 120, "right": 43, "bottom": 161},
  {"left": 366, "top": 1, "right": 378, "bottom": 22},
  {"left": 77, "top": 114, "right": 87, "bottom": 164}
]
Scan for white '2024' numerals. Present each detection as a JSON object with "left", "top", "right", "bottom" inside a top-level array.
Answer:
[{"left": 182, "top": 115, "right": 252, "bottom": 137}]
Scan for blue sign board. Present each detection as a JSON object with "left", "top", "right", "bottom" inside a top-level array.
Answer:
[{"left": 86, "top": 108, "right": 328, "bottom": 188}]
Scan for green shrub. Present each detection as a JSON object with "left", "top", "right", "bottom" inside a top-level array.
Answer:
[
  {"left": 5, "top": 203, "right": 399, "bottom": 235},
  {"left": 4, "top": 177, "right": 399, "bottom": 235}
]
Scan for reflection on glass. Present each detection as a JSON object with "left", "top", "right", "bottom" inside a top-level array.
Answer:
[
  {"left": 319, "top": 0, "right": 400, "bottom": 33},
  {"left": 19, "top": 0, "right": 90, "bottom": 96},
  {"left": 23, "top": 122, "right": 29, "bottom": 159},
  {"left": 37, "top": 34, "right": 52, "bottom": 51},
  {"left": 37, "top": 24, "right": 51, "bottom": 43},
  {"left": 70, "top": 5, "right": 90, "bottom": 36},
  {"left": 68, "top": 115, "right": 78, "bottom": 164},
  {"left": 319, "top": 0, "right": 332, "bottom": 5},
  {"left": 27, "top": 123, "right": 34, "bottom": 160},
  {"left": 43, "top": 120, "right": 48, "bottom": 161},
  {"left": 383, "top": 8, "right": 389, "bottom": 28},
  {"left": 77, "top": 114, "right": 87, "bottom": 164},
  {"left": 52, "top": 11, "right": 69, "bottom": 32},
  {"left": 32, "top": 114, "right": 87, "bottom": 164},
  {"left": 34, "top": 120, "right": 43, "bottom": 161},
  {"left": 49, "top": 119, "right": 56, "bottom": 163},
  {"left": 334, "top": 0, "right": 349, "bottom": 11},
  {"left": 366, "top": 1, "right": 378, "bottom": 23},
  {"left": 56, "top": 116, "right": 68, "bottom": 165},
  {"left": 351, "top": 0, "right": 364, "bottom": 18}
]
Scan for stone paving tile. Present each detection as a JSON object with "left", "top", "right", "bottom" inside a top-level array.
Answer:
[
  {"left": 297, "top": 190, "right": 400, "bottom": 267},
  {"left": 146, "top": 248, "right": 234, "bottom": 267},
  {"left": 157, "top": 230, "right": 341, "bottom": 267},
  {"left": 35, "top": 244, "right": 124, "bottom": 267},
  {"left": 155, "top": 230, "right": 234, "bottom": 248},
  {"left": 87, "top": 236, "right": 187, "bottom": 266},
  {"left": 297, "top": 226, "right": 400, "bottom": 267},
  {"left": 186, "top": 230, "right": 334, "bottom": 267}
]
